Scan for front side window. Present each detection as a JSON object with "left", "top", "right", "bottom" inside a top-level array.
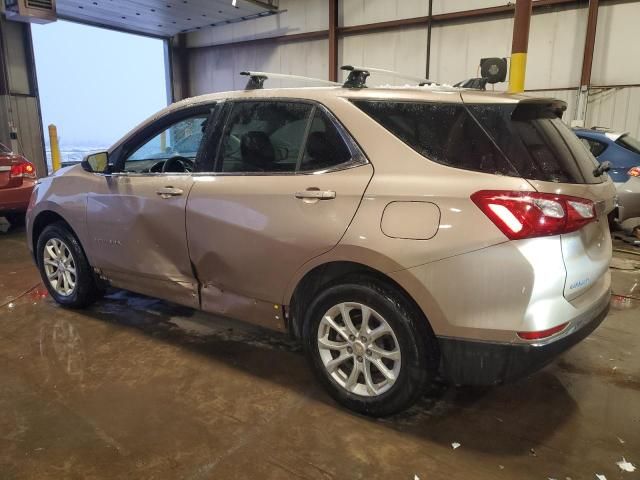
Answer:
[
  {"left": 218, "top": 101, "right": 313, "bottom": 173},
  {"left": 124, "top": 113, "right": 211, "bottom": 173}
]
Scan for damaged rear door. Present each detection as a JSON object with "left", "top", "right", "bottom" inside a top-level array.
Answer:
[{"left": 186, "top": 100, "right": 373, "bottom": 329}]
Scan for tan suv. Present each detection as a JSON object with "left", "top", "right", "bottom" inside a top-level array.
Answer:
[{"left": 26, "top": 74, "right": 616, "bottom": 416}]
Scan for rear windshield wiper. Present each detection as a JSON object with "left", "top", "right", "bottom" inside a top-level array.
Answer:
[{"left": 593, "top": 161, "right": 611, "bottom": 177}]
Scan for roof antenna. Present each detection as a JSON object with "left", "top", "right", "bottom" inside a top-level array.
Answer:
[{"left": 240, "top": 71, "right": 340, "bottom": 90}]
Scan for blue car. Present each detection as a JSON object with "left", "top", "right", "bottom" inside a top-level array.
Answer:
[{"left": 574, "top": 128, "right": 640, "bottom": 222}]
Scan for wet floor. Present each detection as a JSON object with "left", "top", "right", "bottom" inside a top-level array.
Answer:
[{"left": 1, "top": 219, "right": 639, "bottom": 479}]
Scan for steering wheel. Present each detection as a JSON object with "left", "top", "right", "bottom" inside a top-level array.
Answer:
[{"left": 162, "top": 155, "right": 194, "bottom": 173}]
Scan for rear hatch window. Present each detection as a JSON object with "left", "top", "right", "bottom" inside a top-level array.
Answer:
[
  {"left": 468, "top": 103, "right": 603, "bottom": 184},
  {"left": 353, "top": 99, "right": 602, "bottom": 184}
]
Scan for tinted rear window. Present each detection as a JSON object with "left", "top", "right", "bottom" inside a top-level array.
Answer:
[
  {"left": 354, "top": 100, "right": 602, "bottom": 184},
  {"left": 468, "top": 104, "right": 602, "bottom": 184},
  {"left": 352, "top": 100, "right": 518, "bottom": 177}
]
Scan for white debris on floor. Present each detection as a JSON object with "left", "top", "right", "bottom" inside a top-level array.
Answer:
[
  {"left": 451, "top": 442, "right": 461, "bottom": 450},
  {"left": 616, "top": 458, "right": 636, "bottom": 472},
  {"left": 596, "top": 474, "right": 607, "bottom": 480}
]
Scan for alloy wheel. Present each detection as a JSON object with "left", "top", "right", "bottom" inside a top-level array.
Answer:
[
  {"left": 43, "top": 237, "right": 77, "bottom": 297},
  {"left": 317, "top": 302, "right": 401, "bottom": 397}
]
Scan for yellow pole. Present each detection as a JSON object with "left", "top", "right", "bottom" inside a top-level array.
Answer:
[
  {"left": 508, "top": 53, "right": 527, "bottom": 93},
  {"left": 508, "top": 0, "right": 532, "bottom": 93},
  {"left": 48, "top": 124, "right": 61, "bottom": 172}
]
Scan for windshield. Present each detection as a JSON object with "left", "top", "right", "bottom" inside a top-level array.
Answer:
[{"left": 616, "top": 134, "right": 640, "bottom": 155}]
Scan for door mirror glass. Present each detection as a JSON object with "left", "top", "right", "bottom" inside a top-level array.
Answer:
[{"left": 82, "top": 151, "right": 109, "bottom": 173}]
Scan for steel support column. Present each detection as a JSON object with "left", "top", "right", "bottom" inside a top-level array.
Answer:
[
  {"left": 329, "top": 0, "right": 338, "bottom": 82},
  {"left": 425, "top": 0, "right": 433, "bottom": 79},
  {"left": 576, "top": 0, "right": 599, "bottom": 125},
  {"left": 508, "top": 0, "right": 533, "bottom": 93},
  {"left": 169, "top": 34, "right": 190, "bottom": 102}
]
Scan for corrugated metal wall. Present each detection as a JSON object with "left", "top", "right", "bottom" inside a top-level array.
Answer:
[
  {"left": 0, "top": 19, "right": 46, "bottom": 176},
  {"left": 585, "top": 86, "right": 640, "bottom": 138},
  {"left": 185, "top": 0, "right": 640, "bottom": 135},
  {"left": 0, "top": 96, "right": 45, "bottom": 171}
]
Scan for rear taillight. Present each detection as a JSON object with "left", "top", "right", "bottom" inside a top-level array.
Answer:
[
  {"left": 517, "top": 322, "right": 569, "bottom": 340},
  {"left": 629, "top": 166, "right": 640, "bottom": 177},
  {"left": 471, "top": 190, "right": 596, "bottom": 240},
  {"left": 10, "top": 160, "right": 36, "bottom": 179}
]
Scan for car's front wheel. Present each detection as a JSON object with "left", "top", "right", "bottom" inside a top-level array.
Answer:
[
  {"left": 36, "top": 222, "right": 102, "bottom": 308},
  {"left": 303, "top": 276, "right": 437, "bottom": 417}
]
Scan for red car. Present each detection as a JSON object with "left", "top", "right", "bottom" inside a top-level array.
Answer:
[{"left": 0, "top": 143, "right": 37, "bottom": 225}]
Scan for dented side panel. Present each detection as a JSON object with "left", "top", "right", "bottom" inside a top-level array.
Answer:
[
  {"left": 86, "top": 173, "right": 199, "bottom": 308},
  {"left": 186, "top": 164, "right": 374, "bottom": 325}
]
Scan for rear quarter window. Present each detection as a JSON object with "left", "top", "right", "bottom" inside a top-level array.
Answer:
[
  {"left": 352, "top": 100, "right": 518, "bottom": 177},
  {"left": 354, "top": 100, "right": 603, "bottom": 184}
]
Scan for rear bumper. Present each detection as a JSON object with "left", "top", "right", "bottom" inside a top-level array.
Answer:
[
  {"left": 0, "top": 180, "right": 35, "bottom": 214},
  {"left": 437, "top": 294, "right": 610, "bottom": 385}
]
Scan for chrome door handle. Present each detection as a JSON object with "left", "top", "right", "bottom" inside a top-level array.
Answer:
[
  {"left": 295, "top": 189, "right": 336, "bottom": 200},
  {"left": 156, "top": 186, "right": 184, "bottom": 198}
]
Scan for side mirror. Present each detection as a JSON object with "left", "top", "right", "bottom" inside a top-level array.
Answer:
[{"left": 81, "top": 151, "right": 109, "bottom": 173}]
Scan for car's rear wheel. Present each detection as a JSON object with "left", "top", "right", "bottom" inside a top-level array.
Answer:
[
  {"left": 303, "top": 276, "right": 437, "bottom": 417},
  {"left": 36, "top": 222, "right": 102, "bottom": 308}
]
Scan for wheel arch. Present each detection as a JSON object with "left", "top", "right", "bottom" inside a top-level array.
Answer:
[
  {"left": 288, "top": 260, "right": 435, "bottom": 343},
  {"left": 31, "top": 210, "right": 79, "bottom": 261}
]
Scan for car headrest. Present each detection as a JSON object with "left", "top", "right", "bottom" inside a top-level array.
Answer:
[{"left": 241, "top": 131, "right": 275, "bottom": 169}]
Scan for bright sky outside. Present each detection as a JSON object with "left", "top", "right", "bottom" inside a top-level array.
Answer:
[{"left": 32, "top": 20, "right": 167, "bottom": 149}]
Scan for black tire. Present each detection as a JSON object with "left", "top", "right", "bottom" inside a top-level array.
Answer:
[
  {"left": 302, "top": 275, "right": 438, "bottom": 417},
  {"left": 608, "top": 210, "right": 621, "bottom": 232},
  {"left": 36, "top": 222, "right": 102, "bottom": 308}
]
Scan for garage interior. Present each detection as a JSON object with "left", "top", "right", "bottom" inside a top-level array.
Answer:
[{"left": 1, "top": 0, "right": 640, "bottom": 479}]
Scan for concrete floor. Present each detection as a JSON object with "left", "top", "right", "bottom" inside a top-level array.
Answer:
[{"left": 1, "top": 219, "right": 639, "bottom": 480}]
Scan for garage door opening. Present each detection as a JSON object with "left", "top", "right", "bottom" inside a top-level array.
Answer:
[{"left": 31, "top": 20, "right": 168, "bottom": 168}]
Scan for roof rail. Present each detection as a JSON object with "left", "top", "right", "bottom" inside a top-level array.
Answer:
[
  {"left": 240, "top": 71, "right": 340, "bottom": 90},
  {"left": 341, "top": 65, "right": 436, "bottom": 89}
]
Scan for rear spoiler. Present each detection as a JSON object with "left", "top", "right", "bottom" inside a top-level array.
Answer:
[{"left": 516, "top": 98, "right": 567, "bottom": 118}]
